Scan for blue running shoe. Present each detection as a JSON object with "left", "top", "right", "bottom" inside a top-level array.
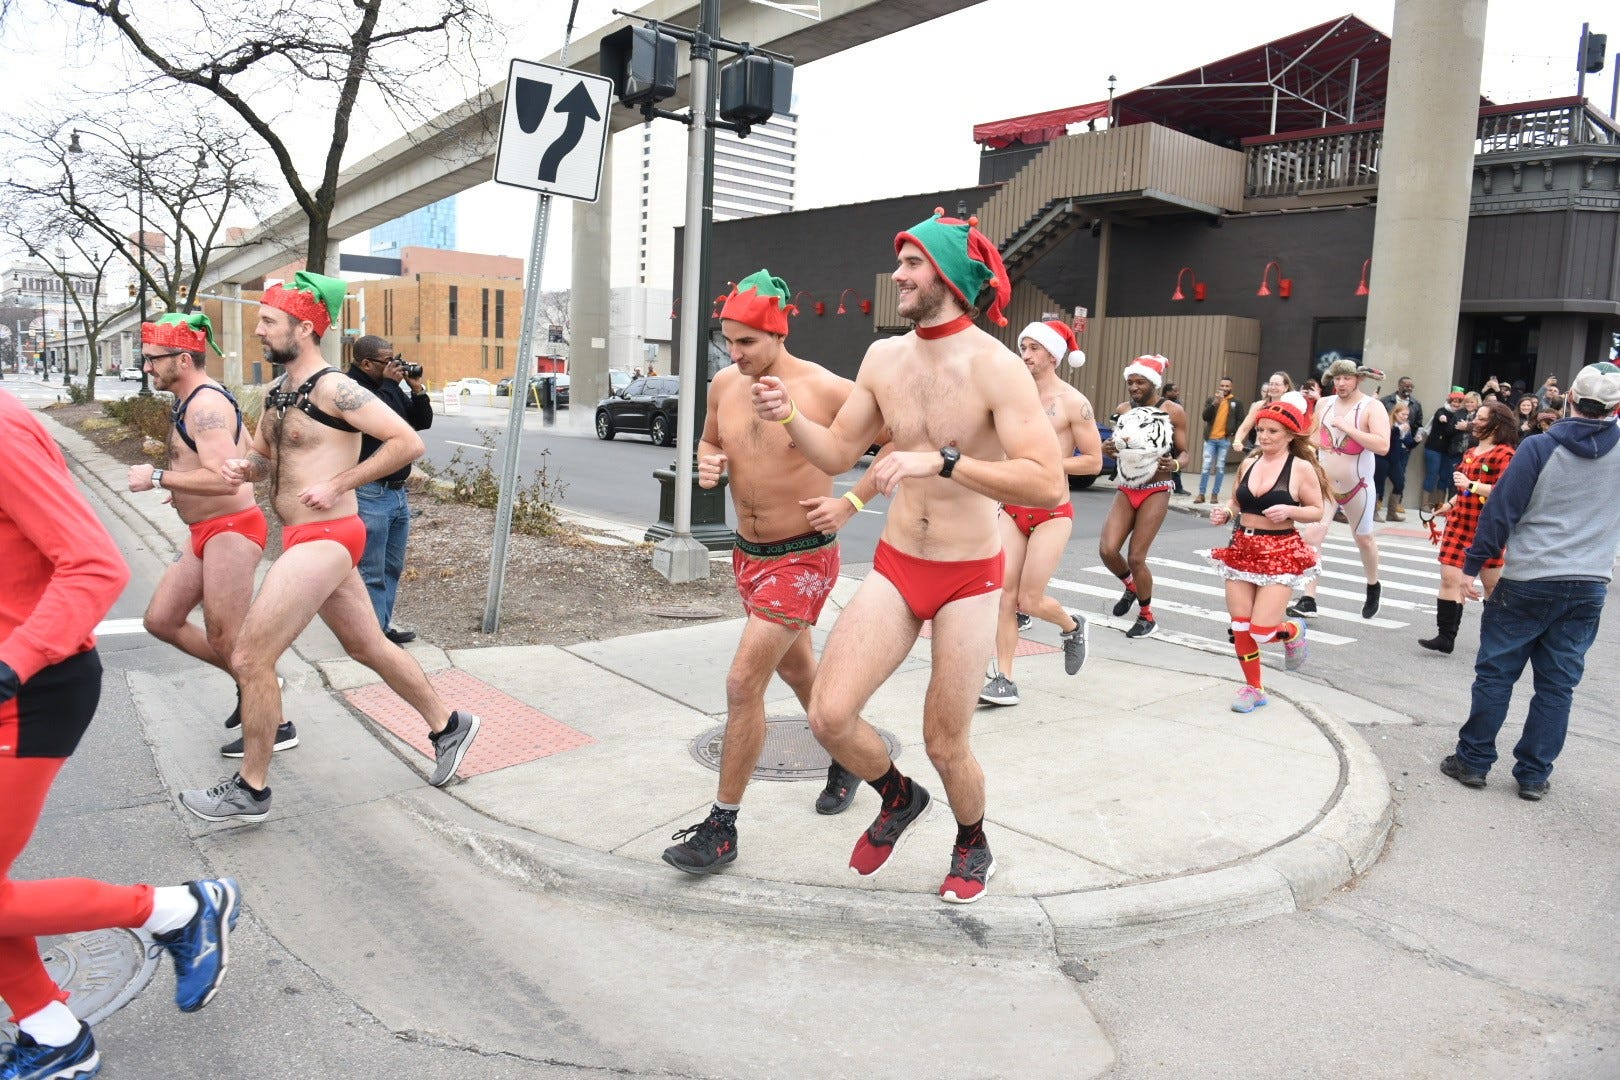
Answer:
[
  {"left": 0, "top": 1022, "right": 99, "bottom": 1079},
  {"left": 152, "top": 877, "right": 240, "bottom": 1012}
]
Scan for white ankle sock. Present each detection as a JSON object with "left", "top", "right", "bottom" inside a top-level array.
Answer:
[
  {"left": 142, "top": 884, "right": 199, "bottom": 936},
  {"left": 17, "top": 1000, "right": 81, "bottom": 1047}
]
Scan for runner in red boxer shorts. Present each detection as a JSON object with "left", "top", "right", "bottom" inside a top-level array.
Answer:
[
  {"left": 2, "top": 387, "right": 241, "bottom": 1078},
  {"left": 662, "top": 270, "right": 882, "bottom": 877},
  {"left": 128, "top": 312, "right": 275, "bottom": 756}
]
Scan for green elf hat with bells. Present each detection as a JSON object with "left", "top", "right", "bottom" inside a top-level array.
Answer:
[
  {"left": 141, "top": 311, "right": 222, "bottom": 355},
  {"left": 894, "top": 208, "right": 1012, "bottom": 327},
  {"left": 261, "top": 270, "right": 347, "bottom": 337},
  {"left": 719, "top": 269, "right": 797, "bottom": 336}
]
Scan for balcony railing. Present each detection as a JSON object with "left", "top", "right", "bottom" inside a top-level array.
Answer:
[{"left": 1243, "top": 96, "right": 1620, "bottom": 198}]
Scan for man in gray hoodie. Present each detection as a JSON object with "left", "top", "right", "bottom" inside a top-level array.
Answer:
[{"left": 1440, "top": 362, "right": 1620, "bottom": 801}]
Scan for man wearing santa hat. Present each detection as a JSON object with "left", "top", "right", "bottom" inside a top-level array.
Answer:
[
  {"left": 1099, "top": 354, "right": 1188, "bottom": 638},
  {"left": 980, "top": 318, "right": 1102, "bottom": 706}
]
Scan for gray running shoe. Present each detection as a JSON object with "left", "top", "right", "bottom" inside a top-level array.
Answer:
[
  {"left": 429, "top": 711, "right": 482, "bottom": 787},
  {"left": 1283, "top": 621, "right": 1309, "bottom": 671},
  {"left": 1060, "top": 611, "right": 1089, "bottom": 675},
  {"left": 180, "top": 775, "right": 270, "bottom": 823},
  {"left": 979, "top": 674, "right": 1020, "bottom": 706}
]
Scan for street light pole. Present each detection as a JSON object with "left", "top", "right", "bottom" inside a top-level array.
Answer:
[
  {"left": 135, "top": 146, "right": 152, "bottom": 396},
  {"left": 59, "top": 248, "right": 70, "bottom": 387}
]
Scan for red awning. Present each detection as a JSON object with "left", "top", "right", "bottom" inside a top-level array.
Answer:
[{"left": 973, "top": 101, "right": 1111, "bottom": 148}]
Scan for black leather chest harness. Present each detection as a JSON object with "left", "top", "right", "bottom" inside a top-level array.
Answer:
[{"left": 265, "top": 367, "right": 358, "bottom": 433}]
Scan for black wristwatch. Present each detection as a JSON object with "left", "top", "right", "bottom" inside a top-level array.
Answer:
[{"left": 938, "top": 446, "right": 961, "bottom": 478}]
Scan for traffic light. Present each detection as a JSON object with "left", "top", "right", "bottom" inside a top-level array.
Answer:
[
  {"left": 600, "top": 25, "right": 678, "bottom": 107},
  {"left": 717, "top": 53, "right": 792, "bottom": 127},
  {"left": 1582, "top": 31, "right": 1607, "bottom": 73}
]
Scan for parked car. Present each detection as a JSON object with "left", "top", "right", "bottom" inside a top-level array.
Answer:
[
  {"left": 444, "top": 377, "right": 495, "bottom": 399},
  {"left": 595, "top": 375, "right": 679, "bottom": 446},
  {"left": 1069, "top": 419, "right": 1118, "bottom": 491},
  {"left": 518, "top": 374, "right": 570, "bottom": 408},
  {"left": 120, "top": 365, "right": 145, "bottom": 382},
  {"left": 494, "top": 376, "right": 515, "bottom": 397},
  {"left": 609, "top": 368, "right": 631, "bottom": 394}
]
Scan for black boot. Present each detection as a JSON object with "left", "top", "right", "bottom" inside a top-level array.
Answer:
[{"left": 1419, "top": 599, "right": 1463, "bottom": 654}]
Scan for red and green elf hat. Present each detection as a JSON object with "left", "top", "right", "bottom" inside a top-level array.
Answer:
[
  {"left": 261, "top": 270, "right": 346, "bottom": 337},
  {"left": 141, "top": 311, "right": 221, "bottom": 355},
  {"left": 893, "top": 208, "right": 1012, "bottom": 327},
  {"left": 719, "top": 269, "right": 797, "bottom": 336}
]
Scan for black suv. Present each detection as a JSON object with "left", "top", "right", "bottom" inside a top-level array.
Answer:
[{"left": 596, "top": 375, "right": 679, "bottom": 446}]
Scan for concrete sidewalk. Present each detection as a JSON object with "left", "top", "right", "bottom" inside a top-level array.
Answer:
[{"left": 46, "top": 407, "right": 1401, "bottom": 962}]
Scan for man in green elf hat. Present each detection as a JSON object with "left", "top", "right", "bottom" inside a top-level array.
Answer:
[
  {"left": 127, "top": 312, "right": 277, "bottom": 755},
  {"left": 178, "top": 271, "right": 482, "bottom": 823},
  {"left": 661, "top": 270, "right": 889, "bottom": 876},
  {"left": 751, "top": 210, "right": 1066, "bottom": 904}
]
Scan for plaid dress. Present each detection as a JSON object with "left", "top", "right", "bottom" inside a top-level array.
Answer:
[{"left": 1438, "top": 443, "right": 1516, "bottom": 569}]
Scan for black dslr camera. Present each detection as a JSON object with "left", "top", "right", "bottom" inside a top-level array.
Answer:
[{"left": 397, "top": 355, "right": 424, "bottom": 380}]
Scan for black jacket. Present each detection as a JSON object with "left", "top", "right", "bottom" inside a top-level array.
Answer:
[{"left": 349, "top": 365, "right": 433, "bottom": 484}]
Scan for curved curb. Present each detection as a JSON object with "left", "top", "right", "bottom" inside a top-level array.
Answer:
[{"left": 409, "top": 700, "right": 1391, "bottom": 961}]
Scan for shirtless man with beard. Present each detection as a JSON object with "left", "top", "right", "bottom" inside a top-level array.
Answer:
[
  {"left": 660, "top": 270, "right": 884, "bottom": 875},
  {"left": 127, "top": 313, "right": 279, "bottom": 756},
  {"left": 979, "top": 318, "right": 1102, "bottom": 706},
  {"left": 752, "top": 210, "right": 1065, "bottom": 904},
  {"left": 177, "top": 271, "right": 480, "bottom": 823}
]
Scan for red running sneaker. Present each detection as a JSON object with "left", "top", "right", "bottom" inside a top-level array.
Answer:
[
  {"left": 849, "top": 782, "right": 932, "bottom": 876},
  {"left": 939, "top": 843, "right": 996, "bottom": 904}
]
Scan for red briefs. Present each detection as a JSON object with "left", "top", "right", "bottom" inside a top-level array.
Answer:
[
  {"left": 873, "top": 539, "right": 1005, "bottom": 622},
  {"left": 731, "top": 532, "right": 841, "bottom": 629},
  {"left": 188, "top": 505, "right": 269, "bottom": 559},
  {"left": 1118, "top": 481, "right": 1173, "bottom": 510},
  {"left": 283, "top": 514, "right": 368, "bottom": 568},
  {"left": 1002, "top": 501, "right": 1073, "bottom": 538}
]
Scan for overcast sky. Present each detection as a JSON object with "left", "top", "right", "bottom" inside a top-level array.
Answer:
[{"left": 5, "top": 0, "right": 1616, "bottom": 284}]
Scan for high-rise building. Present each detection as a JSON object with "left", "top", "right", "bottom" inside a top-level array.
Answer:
[{"left": 371, "top": 195, "right": 458, "bottom": 257}]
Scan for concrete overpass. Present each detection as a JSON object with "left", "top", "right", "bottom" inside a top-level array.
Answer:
[{"left": 206, "top": 0, "right": 981, "bottom": 287}]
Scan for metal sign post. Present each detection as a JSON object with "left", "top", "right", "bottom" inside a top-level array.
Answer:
[{"left": 482, "top": 53, "right": 610, "bottom": 632}]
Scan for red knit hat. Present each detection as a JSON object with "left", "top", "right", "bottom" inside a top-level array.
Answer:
[
  {"left": 719, "top": 269, "right": 796, "bottom": 336},
  {"left": 894, "top": 208, "right": 1012, "bottom": 326},
  {"left": 1018, "top": 320, "right": 1079, "bottom": 366},
  {"left": 1256, "top": 391, "right": 1311, "bottom": 435}
]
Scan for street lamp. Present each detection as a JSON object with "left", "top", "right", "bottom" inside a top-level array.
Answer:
[
  {"left": 69, "top": 127, "right": 157, "bottom": 394},
  {"left": 58, "top": 246, "right": 70, "bottom": 386}
]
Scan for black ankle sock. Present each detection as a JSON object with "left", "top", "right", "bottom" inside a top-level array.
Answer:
[
  {"left": 871, "top": 763, "right": 909, "bottom": 806},
  {"left": 708, "top": 804, "right": 738, "bottom": 829},
  {"left": 955, "top": 818, "right": 985, "bottom": 848},
  {"left": 234, "top": 773, "right": 270, "bottom": 800},
  {"left": 432, "top": 713, "right": 460, "bottom": 743}
]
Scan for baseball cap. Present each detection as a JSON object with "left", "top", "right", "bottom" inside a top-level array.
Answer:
[{"left": 1569, "top": 362, "right": 1620, "bottom": 409}]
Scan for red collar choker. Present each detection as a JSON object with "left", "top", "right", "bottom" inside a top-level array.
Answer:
[{"left": 915, "top": 313, "right": 975, "bottom": 340}]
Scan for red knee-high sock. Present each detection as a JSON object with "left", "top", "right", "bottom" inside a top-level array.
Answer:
[
  {"left": 1231, "top": 622, "right": 1262, "bottom": 688},
  {"left": 1250, "top": 621, "right": 1298, "bottom": 645}
]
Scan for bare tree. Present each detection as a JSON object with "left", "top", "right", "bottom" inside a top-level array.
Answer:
[
  {"left": 2, "top": 233, "right": 134, "bottom": 400},
  {"left": 52, "top": 0, "right": 496, "bottom": 271},
  {"left": 536, "top": 289, "right": 570, "bottom": 348}
]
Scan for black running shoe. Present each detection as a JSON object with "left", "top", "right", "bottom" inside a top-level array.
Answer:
[
  {"left": 1362, "top": 582, "right": 1382, "bottom": 619},
  {"left": 1125, "top": 614, "right": 1157, "bottom": 638},
  {"left": 1440, "top": 754, "right": 1487, "bottom": 789},
  {"left": 662, "top": 812, "right": 738, "bottom": 875},
  {"left": 849, "top": 782, "right": 932, "bottom": 876},
  {"left": 1111, "top": 588, "right": 1139, "bottom": 617},
  {"left": 1286, "top": 595, "right": 1318, "bottom": 619},
  {"left": 815, "top": 761, "right": 859, "bottom": 815},
  {"left": 220, "top": 721, "right": 299, "bottom": 759},
  {"left": 224, "top": 699, "right": 241, "bottom": 730},
  {"left": 1015, "top": 611, "right": 1032, "bottom": 632}
]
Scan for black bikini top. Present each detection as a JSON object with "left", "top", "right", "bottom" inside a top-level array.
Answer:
[
  {"left": 265, "top": 367, "right": 358, "bottom": 433},
  {"left": 1236, "top": 455, "right": 1299, "bottom": 515},
  {"left": 170, "top": 383, "right": 245, "bottom": 454}
]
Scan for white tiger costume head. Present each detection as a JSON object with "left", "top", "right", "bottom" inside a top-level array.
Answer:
[{"left": 1112, "top": 406, "right": 1174, "bottom": 486}]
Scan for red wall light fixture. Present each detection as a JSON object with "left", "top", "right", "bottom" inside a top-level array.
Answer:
[
  {"left": 1171, "top": 266, "right": 1206, "bottom": 302},
  {"left": 836, "top": 288, "right": 871, "bottom": 315},
  {"left": 1257, "top": 260, "right": 1292, "bottom": 299},
  {"left": 668, "top": 297, "right": 680, "bottom": 319},
  {"left": 791, "top": 290, "right": 825, "bottom": 316},
  {"left": 1355, "top": 258, "right": 1371, "bottom": 297}
]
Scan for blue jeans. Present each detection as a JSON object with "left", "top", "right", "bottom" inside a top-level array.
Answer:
[
  {"left": 1423, "top": 448, "right": 1461, "bottom": 495},
  {"left": 1199, "top": 438, "right": 1231, "bottom": 497},
  {"left": 1455, "top": 577, "right": 1608, "bottom": 784},
  {"left": 356, "top": 483, "right": 411, "bottom": 630}
]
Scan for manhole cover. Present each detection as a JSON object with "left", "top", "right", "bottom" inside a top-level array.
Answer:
[
  {"left": 0, "top": 929, "right": 159, "bottom": 1039},
  {"left": 690, "top": 716, "right": 900, "bottom": 781}
]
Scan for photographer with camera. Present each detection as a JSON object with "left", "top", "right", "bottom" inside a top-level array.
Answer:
[{"left": 349, "top": 335, "right": 432, "bottom": 644}]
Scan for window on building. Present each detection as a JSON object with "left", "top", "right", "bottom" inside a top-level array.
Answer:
[
  {"left": 495, "top": 345, "right": 505, "bottom": 370},
  {"left": 495, "top": 291, "right": 506, "bottom": 338},
  {"left": 482, "top": 344, "right": 489, "bottom": 370},
  {"left": 448, "top": 285, "right": 459, "bottom": 336},
  {"left": 384, "top": 291, "right": 394, "bottom": 336},
  {"left": 481, "top": 288, "right": 490, "bottom": 337}
]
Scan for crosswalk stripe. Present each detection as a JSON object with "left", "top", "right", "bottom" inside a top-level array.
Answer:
[
  {"left": 1316, "top": 554, "right": 1437, "bottom": 581},
  {"left": 1323, "top": 541, "right": 1440, "bottom": 568},
  {"left": 1050, "top": 576, "right": 1358, "bottom": 645},
  {"left": 93, "top": 618, "right": 149, "bottom": 637},
  {"left": 1129, "top": 560, "right": 1409, "bottom": 628}
]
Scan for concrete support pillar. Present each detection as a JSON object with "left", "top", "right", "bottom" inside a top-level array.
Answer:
[
  {"left": 570, "top": 137, "right": 613, "bottom": 407},
  {"left": 221, "top": 282, "right": 244, "bottom": 387},
  {"left": 1362, "top": 0, "right": 1487, "bottom": 499},
  {"left": 319, "top": 249, "right": 343, "bottom": 368},
  {"left": 1364, "top": 0, "right": 1487, "bottom": 417}
]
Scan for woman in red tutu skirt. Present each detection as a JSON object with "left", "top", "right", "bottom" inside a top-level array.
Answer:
[{"left": 1201, "top": 392, "right": 1330, "bottom": 712}]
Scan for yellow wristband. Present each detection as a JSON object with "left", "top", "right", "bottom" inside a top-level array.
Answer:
[
  {"left": 842, "top": 490, "right": 865, "bottom": 512},
  {"left": 777, "top": 400, "right": 798, "bottom": 424}
]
